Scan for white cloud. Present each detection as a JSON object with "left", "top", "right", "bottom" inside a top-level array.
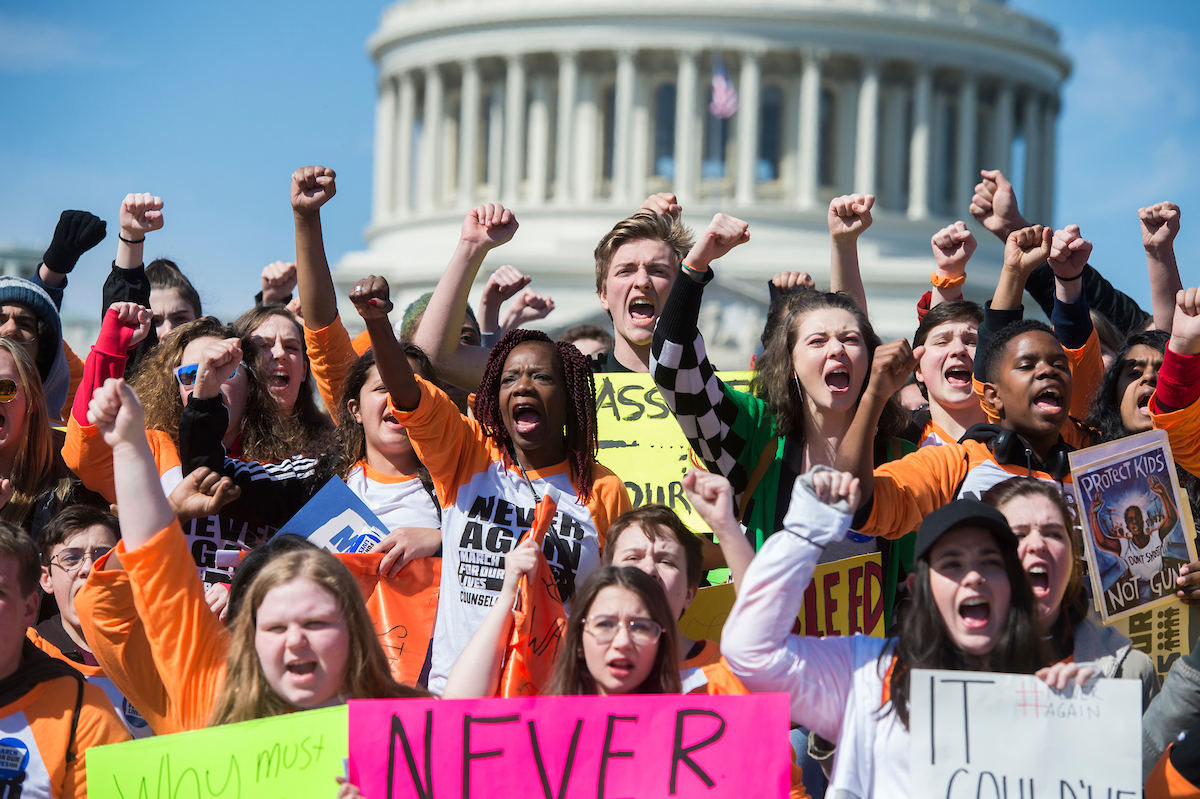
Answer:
[{"left": 0, "top": 12, "right": 112, "bottom": 72}]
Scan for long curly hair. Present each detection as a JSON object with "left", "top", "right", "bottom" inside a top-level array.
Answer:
[
  {"left": 547, "top": 566, "right": 681, "bottom": 696},
  {"left": 130, "top": 317, "right": 299, "bottom": 462},
  {"left": 0, "top": 339, "right": 70, "bottom": 527},
  {"left": 208, "top": 547, "right": 426, "bottom": 726},
  {"left": 751, "top": 290, "right": 908, "bottom": 443},
  {"left": 474, "top": 329, "right": 598, "bottom": 502},
  {"left": 232, "top": 305, "right": 337, "bottom": 457},
  {"left": 885, "top": 526, "right": 1047, "bottom": 729}
]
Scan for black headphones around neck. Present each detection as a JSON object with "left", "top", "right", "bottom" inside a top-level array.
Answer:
[{"left": 962, "top": 424, "right": 1073, "bottom": 482}]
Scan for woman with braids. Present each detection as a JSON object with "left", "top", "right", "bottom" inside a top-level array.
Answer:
[
  {"left": 63, "top": 306, "right": 319, "bottom": 591},
  {"left": 722, "top": 467, "right": 1086, "bottom": 794},
  {"left": 350, "top": 274, "right": 631, "bottom": 695}
]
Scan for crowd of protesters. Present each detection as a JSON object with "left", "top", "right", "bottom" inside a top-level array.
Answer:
[{"left": 2, "top": 158, "right": 1199, "bottom": 797}]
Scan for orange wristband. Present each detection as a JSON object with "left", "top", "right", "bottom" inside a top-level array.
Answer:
[{"left": 930, "top": 272, "right": 966, "bottom": 290}]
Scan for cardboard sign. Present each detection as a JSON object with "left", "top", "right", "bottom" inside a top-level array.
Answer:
[
  {"left": 679, "top": 552, "right": 885, "bottom": 644},
  {"left": 348, "top": 694, "right": 790, "bottom": 798},
  {"left": 1108, "top": 598, "right": 1199, "bottom": 687},
  {"left": 595, "top": 371, "right": 753, "bottom": 533},
  {"left": 87, "top": 705, "right": 347, "bottom": 799},
  {"left": 1069, "top": 430, "right": 1198, "bottom": 622},
  {"left": 910, "top": 669, "right": 1141, "bottom": 797},
  {"left": 276, "top": 476, "right": 390, "bottom": 554}
]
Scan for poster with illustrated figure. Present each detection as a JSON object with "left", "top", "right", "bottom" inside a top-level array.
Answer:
[{"left": 1069, "top": 429, "right": 1197, "bottom": 623}]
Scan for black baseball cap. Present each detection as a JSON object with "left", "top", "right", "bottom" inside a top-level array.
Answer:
[{"left": 914, "top": 499, "right": 1016, "bottom": 561}]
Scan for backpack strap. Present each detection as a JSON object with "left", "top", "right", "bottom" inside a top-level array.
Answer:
[{"left": 737, "top": 435, "right": 779, "bottom": 524}]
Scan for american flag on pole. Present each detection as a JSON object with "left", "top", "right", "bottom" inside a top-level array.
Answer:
[{"left": 709, "top": 60, "right": 739, "bottom": 119}]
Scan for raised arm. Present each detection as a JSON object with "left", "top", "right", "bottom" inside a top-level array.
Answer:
[
  {"left": 291, "top": 166, "right": 340, "bottom": 331},
  {"left": 350, "top": 275, "right": 421, "bottom": 410},
  {"left": 827, "top": 193, "right": 873, "bottom": 313},
  {"left": 442, "top": 535, "right": 539, "bottom": 698},
  {"left": 477, "top": 265, "right": 530, "bottom": 339},
  {"left": 411, "top": 204, "right": 518, "bottom": 391},
  {"left": 682, "top": 470, "right": 756, "bottom": 587},
  {"left": 36, "top": 209, "right": 108, "bottom": 306},
  {"left": 929, "top": 221, "right": 977, "bottom": 308},
  {"left": 259, "top": 260, "right": 298, "bottom": 306},
  {"left": 991, "top": 225, "right": 1053, "bottom": 312},
  {"left": 1088, "top": 492, "right": 1122, "bottom": 556},
  {"left": 833, "top": 339, "right": 918, "bottom": 510},
  {"left": 1140, "top": 202, "right": 1183, "bottom": 333},
  {"left": 87, "top": 380, "right": 176, "bottom": 551}
]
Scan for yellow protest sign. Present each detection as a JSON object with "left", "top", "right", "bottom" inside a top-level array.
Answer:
[
  {"left": 1108, "top": 600, "right": 1193, "bottom": 687},
  {"left": 594, "top": 371, "right": 753, "bottom": 532},
  {"left": 86, "top": 705, "right": 347, "bottom": 799},
  {"left": 679, "top": 552, "right": 885, "bottom": 644}
]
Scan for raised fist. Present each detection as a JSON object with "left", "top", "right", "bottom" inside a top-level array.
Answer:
[
  {"left": 867, "top": 339, "right": 920, "bottom": 403},
  {"left": 260, "top": 261, "right": 298, "bottom": 304},
  {"left": 809, "top": 469, "right": 861, "bottom": 509},
  {"left": 43, "top": 210, "right": 107, "bottom": 274},
  {"left": 501, "top": 289, "right": 555, "bottom": 330},
  {"left": 119, "top": 194, "right": 164, "bottom": 239},
  {"left": 192, "top": 338, "right": 243, "bottom": 399},
  {"left": 1048, "top": 224, "right": 1092, "bottom": 281},
  {"left": 109, "top": 302, "right": 153, "bottom": 350},
  {"left": 1139, "top": 202, "right": 1181, "bottom": 253},
  {"left": 930, "top": 221, "right": 977, "bottom": 275},
  {"left": 969, "top": 169, "right": 1027, "bottom": 240},
  {"left": 828, "top": 194, "right": 874, "bottom": 242},
  {"left": 350, "top": 275, "right": 393, "bottom": 321},
  {"left": 771, "top": 272, "right": 815, "bottom": 292},
  {"left": 291, "top": 166, "right": 337, "bottom": 214},
  {"left": 482, "top": 265, "right": 532, "bottom": 308},
  {"left": 1003, "top": 225, "right": 1052, "bottom": 276},
  {"left": 685, "top": 213, "right": 750, "bottom": 270},
  {"left": 87, "top": 378, "right": 146, "bottom": 450},
  {"left": 637, "top": 192, "right": 681, "bottom": 219},
  {"left": 460, "top": 204, "right": 518, "bottom": 250},
  {"left": 682, "top": 470, "right": 736, "bottom": 532},
  {"left": 1170, "top": 287, "right": 1200, "bottom": 356}
]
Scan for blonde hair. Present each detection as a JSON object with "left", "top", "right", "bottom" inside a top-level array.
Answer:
[
  {"left": 208, "top": 547, "right": 424, "bottom": 726},
  {"left": 593, "top": 212, "right": 693, "bottom": 295},
  {"left": 0, "top": 339, "right": 68, "bottom": 527}
]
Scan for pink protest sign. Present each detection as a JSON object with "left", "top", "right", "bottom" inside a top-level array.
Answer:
[{"left": 348, "top": 693, "right": 790, "bottom": 798}]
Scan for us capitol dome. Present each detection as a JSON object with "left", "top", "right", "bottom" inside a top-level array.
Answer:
[{"left": 335, "top": 0, "right": 1070, "bottom": 366}]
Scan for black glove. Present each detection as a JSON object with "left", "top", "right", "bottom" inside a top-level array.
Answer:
[{"left": 42, "top": 210, "right": 107, "bottom": 274}]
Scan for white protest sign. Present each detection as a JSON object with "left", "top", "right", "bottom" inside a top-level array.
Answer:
[{"left": 910, "top": 669, "right": 1140, "bottom": 797}]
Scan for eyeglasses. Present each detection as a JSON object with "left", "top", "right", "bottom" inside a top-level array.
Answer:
[
  {"left": 174, "top": 362, "right": 240, "bottom": 388},
  {"left": 50, "top": 546, "right": 113, "bottom": 574},
  {"left": 583, "top": 615, "right": 663, "bottom": 646},
  {"left": 0, "top": 379, "right": 20, "bottom": 403}
]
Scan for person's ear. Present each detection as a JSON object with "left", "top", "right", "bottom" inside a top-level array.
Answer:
[
  {"left": 682, "top": 585, "right": 699, "bottom": 614},
  {"left": 597, "top": 288, "right": 610, "bottom": 313},
  {"left": 347, "top": 398, "right": 362, "bottom": 425},
  {"left": 981, "top": 381, "right": 1004, "bottom": 418},
  {"left": 22, "top": 589, "right": 38, "bottom": 628},
  {"left": 39, "top": 566, "right": 54, "bottom": 595},
  {"left": 905, "top": 573, "right": 916, "bottom": 595}
]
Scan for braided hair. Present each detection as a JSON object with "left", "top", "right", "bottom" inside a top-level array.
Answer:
[{"left": 474, "top": 329, "right": 599, "bottom": 502}]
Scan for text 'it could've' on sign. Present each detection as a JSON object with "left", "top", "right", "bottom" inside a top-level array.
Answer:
[{"left": 909, "top": 669, "right": 1141, "bottom": 797}]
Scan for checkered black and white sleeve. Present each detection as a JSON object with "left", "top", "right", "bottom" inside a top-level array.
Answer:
[{"left": 651, "top": 269, "right": 751, "bottom": 496}]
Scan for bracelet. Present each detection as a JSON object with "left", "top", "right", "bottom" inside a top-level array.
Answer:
[
  {"left": 1052, "top": 271, "right": 1084, "bottom": 282},
  {"left": 118, "top": 234, "right": 145, "bottom": 244},
  {"left": 681, "top": 261, "right": 705, "bottom": 278},
  {"left": 929, "top": 272, "right": 966, "bottom": 290}
]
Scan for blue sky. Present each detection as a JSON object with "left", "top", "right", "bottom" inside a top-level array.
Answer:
[{"left": 1, "top": 1, "right": 1196, "bottom": 327}]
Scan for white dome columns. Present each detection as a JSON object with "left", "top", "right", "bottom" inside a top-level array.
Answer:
[{"left": 369, "top": 51, "right": 1061, "bottom": 227}]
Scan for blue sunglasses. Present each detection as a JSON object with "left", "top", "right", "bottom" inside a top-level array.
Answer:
[{"left": 174, "top": 362, "right": 239, "bottom": 388}]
